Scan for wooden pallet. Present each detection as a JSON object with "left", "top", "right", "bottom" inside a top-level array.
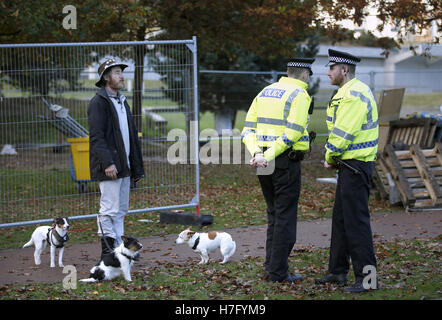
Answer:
[
  {"left": 382, "top": 143, "right": 442, "bottom": 208},
  {"left": 373, "top": 153, "right": 390, "bottom": 200},
  {"left": 372, "top": 153, "right": 402, "bottom": 205},
  {"left": 386, "top": 118, "right": 437, "bottom": 149}
]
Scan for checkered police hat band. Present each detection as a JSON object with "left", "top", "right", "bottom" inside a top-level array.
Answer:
[
  {"left": 329, "top": 56, "right": 357, "bottom": 65},
  {"left": 287, "top": 62, "right": 312, "bottom": 68}
]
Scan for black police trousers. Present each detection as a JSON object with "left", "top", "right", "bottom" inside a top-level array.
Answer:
[
  {"left": 328, "top": 159, "right": 377, "bottom": 280},
  {"left": 258, "top": 154, "right": 301, "bottom": 281}
]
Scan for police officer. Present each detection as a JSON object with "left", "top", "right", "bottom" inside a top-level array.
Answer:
[
  {"left": 315, "top": 49, "right": 378, "bottom": 293},
  {"left": 242, "top": 58, "right": 314, "bottom": 283}
]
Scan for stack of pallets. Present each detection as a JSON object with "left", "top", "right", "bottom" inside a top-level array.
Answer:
[
  {"left": 373, "top": 143, "right": 442, "bottom": 209},
  {"left": 386, "top": 118, "right": 438, "bottom": 150}
]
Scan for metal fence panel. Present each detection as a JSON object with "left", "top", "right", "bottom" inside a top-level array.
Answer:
[
  {"left": 0, "top": 39, "right": 199, "bottom": 227},
  {"left": 2, "top": 40, "right": 441, "bottom": 228}
]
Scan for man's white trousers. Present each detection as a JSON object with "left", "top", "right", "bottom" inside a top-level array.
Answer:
[{"left": 97, "top": 177, "right": 130, "bottom": 246}]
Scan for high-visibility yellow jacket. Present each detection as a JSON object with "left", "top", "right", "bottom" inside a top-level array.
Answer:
[
  {"left": 325, "top": 78, "right": 379, "bottom": 164},
  {"left": 242, "top": 76, "right": 311, "bottom": 162}
]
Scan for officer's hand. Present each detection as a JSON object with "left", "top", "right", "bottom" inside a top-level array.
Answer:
[
  {"left": 249, "top": 154, "right": 259, "bottom": 167},
  {"left": 323, "top": 161, "right": 336, "bottom": 170},
  {"left": 254, "top": 153, "right": 267, "bottom": 168},
  {"left": 105, "top": 164, "right": 118, "bottom": 179}
]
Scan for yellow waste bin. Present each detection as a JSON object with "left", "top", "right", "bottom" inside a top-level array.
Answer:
[{"left": 67, "top": 137, "right": 90, "bottom": 192}]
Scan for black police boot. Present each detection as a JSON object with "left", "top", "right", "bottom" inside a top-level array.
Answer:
[
  {"left": 344, "top": 278, "right": 379, "bottom": 293},
  {"left": 287, "top": 274, "right": 303, "bottom": 282},
  {"left": 315, "top": 273, "right": 348, "bottom": 286},
  {"left": 100, "top": 236, "right": 121, "bottom": 266}
]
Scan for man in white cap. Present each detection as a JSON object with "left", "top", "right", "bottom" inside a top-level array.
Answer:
[
  {"left": 88, "top": 58, "right": 145, "bottom": 260},
  {"left": 315, "top": 49, "right": 379, "bottom": 293}
]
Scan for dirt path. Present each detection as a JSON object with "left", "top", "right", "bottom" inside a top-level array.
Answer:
[{"left": 0, "top": 210, "right": 441, "bottom": 286}]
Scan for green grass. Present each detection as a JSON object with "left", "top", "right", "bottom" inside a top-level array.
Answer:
[
  {"left": 1, "top": 168, "right": 78, "bottom": 199},
  {"left": 156, "top": 111, "right": 215, "bottom": 132},
  {"left": 0, "top": 156, "right": 389, "bottom": 249},
  {"left": 1, "top": 90, "right": 439, "bottom": 300},
  {"left": 4, "top": 90, "right": 438, "bottom": 146},
  {"left": 1, "top": 238, "right": 440, "bottom": 300},
  {"left": 159, "top": 109, "right": 328, "bottom": 135},
  {"left": 0, "top": 148, "right": 437, "bottom": 300},
  {"left": 402, "top": 92, "right": 442, "bottom": 108}
]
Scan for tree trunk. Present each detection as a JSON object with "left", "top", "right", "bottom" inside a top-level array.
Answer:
[{"left": 214, "top": 109, "right": 236, "bottom": 135}]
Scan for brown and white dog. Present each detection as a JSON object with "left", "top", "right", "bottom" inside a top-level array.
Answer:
[
  {"left": 23, "top": 217, "right": 70, "bottom": 268},
  {"left": 175, "top": 227, "right": 236, "bottom": 264}
]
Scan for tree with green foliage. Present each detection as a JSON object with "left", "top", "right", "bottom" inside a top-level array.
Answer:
[
  {"left": 1, "top": 0, "right": 439, "bottom": 129},
  {"left": 0, "top": 0, "right": 158, "bottom": 129},
  {"left": 154, "top": 0, "right": 439, "bottom": 128},
  {"left": 156, "top": 2, "right": 323, "bottom": 129}
]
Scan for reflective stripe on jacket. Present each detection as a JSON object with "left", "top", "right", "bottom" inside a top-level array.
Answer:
[
  {"left": 325, "top": 78, "right": 379, "bottom": 164},
  {"left": 242, "top": 76, "right": 311, "bottom": 162}
]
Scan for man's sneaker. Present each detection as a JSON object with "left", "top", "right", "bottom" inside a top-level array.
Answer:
[{"left": 272, "top": 273, "right": 303, "bottom": 283}]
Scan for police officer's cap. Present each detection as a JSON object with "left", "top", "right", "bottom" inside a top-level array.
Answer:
[
  {"left": 326, "top": 49, "right": 361, "bottom": 67},
  {"left": 286, "top": 57, "right": 315, "bottom": 76},
  {"left": 95, "top": 58, "right": 129, "bottom": 87}
]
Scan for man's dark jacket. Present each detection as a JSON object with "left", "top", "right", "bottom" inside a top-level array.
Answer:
[{"left": 88, "top": 87, "right": 145, "bottom": 181}]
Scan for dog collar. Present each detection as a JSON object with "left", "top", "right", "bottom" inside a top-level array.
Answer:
[
  {"left": 192, "top": 236, "right": 200, "bottom": 250},
  {"left": 121, "top": 252, "right": 135, "bottom": 261}
]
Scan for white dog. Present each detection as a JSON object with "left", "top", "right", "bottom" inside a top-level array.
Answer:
[
  {"left": 175, "top": 227, "right": 236, "bottom": 264},
  {"left": 23, "top": 217, "right": 70, "bottom": 268},
  {"left": 80, "top": 236, "right": 143, "bottom": 283}
]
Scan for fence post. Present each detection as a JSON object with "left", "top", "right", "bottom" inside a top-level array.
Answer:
[
  {"left": 369, "top": 71, "right": 376, "bottom": 93},
  {"left": 192, "top": 36, "right": 200, "bottom": 216},
  {"left": 272, "top": 70, "right": 278, "bottom": 83}
]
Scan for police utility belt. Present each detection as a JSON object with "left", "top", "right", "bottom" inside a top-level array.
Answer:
[{"left": 262, "top": 148, "right": 306, "bottom": 162}]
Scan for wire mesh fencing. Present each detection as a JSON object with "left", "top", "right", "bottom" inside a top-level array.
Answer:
[
  {"left": 1, "top": 39, "right": 441, "bottom": 227},
  {"left": 0, "top": 38, "right": 199, "bottom": 227}
]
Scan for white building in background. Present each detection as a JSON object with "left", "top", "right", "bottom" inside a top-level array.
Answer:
[{"left": 313, "top": 3, "right": 442, "bottom": 93}]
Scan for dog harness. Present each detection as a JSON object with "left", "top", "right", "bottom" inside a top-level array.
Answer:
[
  {"left": 192, "top": 236, "right": 200, "bottom": 250},
  {"left": 47, "top": 228, "right": 69, "bottom": 248}
]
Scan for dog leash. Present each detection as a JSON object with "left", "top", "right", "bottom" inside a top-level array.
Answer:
[{"left": 97, "top": 214, "right": 115, "bottom": 253}]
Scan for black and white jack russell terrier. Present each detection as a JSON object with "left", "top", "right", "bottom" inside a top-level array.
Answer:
[
  {"left": 80, "top": 236, "right": 143, "bottom": 283},
  {"left": 23, "top": 217, "right": 70, "bottom": 268}
]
